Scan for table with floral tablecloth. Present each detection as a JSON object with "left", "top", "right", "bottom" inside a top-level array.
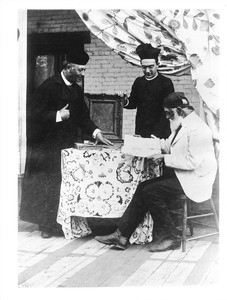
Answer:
[{"left": 57, "top": 147, "right": 163, "bottom": 244}]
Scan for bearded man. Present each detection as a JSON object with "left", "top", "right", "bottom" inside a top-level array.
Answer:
[{"left": 95, "top": 92, "right": 217, "bottom": 252}]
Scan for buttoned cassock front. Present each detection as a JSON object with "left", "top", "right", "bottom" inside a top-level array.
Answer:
[
  {"left": 125, "top": 74, "right": 174, "bottom": 138},
  {"left": 160, "top": 112, "right": 217, "bottom": 202},
  {"left": 20, "top": 73, "right": 98, "bottom": 229}
]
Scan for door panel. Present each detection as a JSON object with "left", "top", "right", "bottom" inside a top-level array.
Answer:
[{"left": 34, "top": 55, "right": 55, "bottom": 88}]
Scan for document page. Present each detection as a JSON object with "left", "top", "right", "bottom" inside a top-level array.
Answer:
[{"left": 121, "top": 134, "right": 161, "bottom": 157}]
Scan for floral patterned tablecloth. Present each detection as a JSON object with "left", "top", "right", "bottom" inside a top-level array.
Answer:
[{"left": 57, "top": 147, "right": 163, "bottom": 244}]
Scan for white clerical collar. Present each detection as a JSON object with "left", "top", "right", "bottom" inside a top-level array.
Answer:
[
  {"left": 61, "top": 70, "right": 72, "bottom": 86},
  {"left": 145, "top": 73, "right": 158, "bottom": 81}
]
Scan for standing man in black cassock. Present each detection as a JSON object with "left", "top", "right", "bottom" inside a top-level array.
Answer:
[
  {"left": 123, "top": 43, "right": 174, "bottom": 138},
  {"left": 20, "top": 50, "right": 112, "bottom": 238}
]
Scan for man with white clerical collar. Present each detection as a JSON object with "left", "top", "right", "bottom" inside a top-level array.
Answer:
[
  {"left": 123, "top": 43, "right": 174, "bottom": 138},
  {"left": 20, "top": 49, "right": 112, "bottom": 239}
]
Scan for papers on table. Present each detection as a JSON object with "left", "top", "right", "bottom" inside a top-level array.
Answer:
[{"left": 121, "top": 134, "right": 161, "bottom": 157}]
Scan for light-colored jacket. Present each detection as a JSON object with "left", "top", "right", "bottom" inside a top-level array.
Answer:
[{"left": 160, "top": 112, "right": 217, "bottom": 202}]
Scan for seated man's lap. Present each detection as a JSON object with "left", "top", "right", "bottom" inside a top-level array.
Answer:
[{"left": 141, "top": 167, "right": 184, "bottom": 203}]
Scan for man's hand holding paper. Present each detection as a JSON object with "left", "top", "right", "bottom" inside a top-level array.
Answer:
[{"left": 121, "top": 134, "right": 161, "bottom": 157}]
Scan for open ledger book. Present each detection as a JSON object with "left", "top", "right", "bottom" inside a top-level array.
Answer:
[{"left": 121, "top": 134, "right": 161, "bottom": 157}]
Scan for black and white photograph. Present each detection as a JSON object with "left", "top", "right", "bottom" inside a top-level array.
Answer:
[{"left": 0, "top": 0, "right": 227, "bottom": 299}]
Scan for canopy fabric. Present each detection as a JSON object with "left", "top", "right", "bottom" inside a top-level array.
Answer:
[
  {"left": 77, "top": 9, "right": 220, "bottom": 138},
  {"left": 77, "top": 9, "right": 190, "bottom": 76}
]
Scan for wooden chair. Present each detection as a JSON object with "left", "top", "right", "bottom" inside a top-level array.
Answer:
[{"left": 171, "top": 194, "right": 219, "bottom": 252}]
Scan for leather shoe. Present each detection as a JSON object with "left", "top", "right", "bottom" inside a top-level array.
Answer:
[
  {"left": 149, "top": 237, "right": 181, "bottom": 252},
  {"left": 41, "top": 230, "right": 52, "bottom": 238},
  {"left": 95, "top": 229, "right": 129, "bottom": 250},
  {"left": 151, "top": 233, "right": 167, "bottom": 245}
]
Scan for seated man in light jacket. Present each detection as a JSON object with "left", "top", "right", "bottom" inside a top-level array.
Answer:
[{"left": 95, "top": 92, "right": 217, "bottom": 252}]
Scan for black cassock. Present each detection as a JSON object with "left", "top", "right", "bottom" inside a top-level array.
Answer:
[
  {"left": 20, "top": 73, "right": 98, "bottom": 232},
  {"left": 125, "top": 74, "right": 174, "bottom": 138}
]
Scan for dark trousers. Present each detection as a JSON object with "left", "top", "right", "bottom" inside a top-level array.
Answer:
[{"left": 118, "top": 168, "right": 184, "bottom": 239}]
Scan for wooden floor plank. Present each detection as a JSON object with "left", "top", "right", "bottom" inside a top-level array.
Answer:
[
  {"left": 142, "top": 260, "right": 179, "bottom": 286},
  {"left": 17, "top": 221, "right": 219, "bottom": 287},
  {"left": 19, "top": 231, "right": 59, "bottom": 253},
  {"left": 121, "top": 257, "right": 163, "bottom": 286},
  {"left": 59, "top": 244, "right": 151, "bottom": 287},
  {"left": 48, "top": 254, "right": 108, "bottom": 287},
  {"left": 167, "top": 241, "right": 197, "bottom": 260},
  {"left": 43, "top": 237, "right": 74, "bottom": 253},
  {"left": 97, "top": 241, "right": 193, "bottom": 287},
  {"left": 48, "top": 242, "right": 110, "bottom": 287},
  {"left": 19, "top": 239, "right": 109, "bottom": 287},
  {"left": 18, "top": 236, "right": 73, "bottom": 269},
  {"left": 19, "top": 252, "right": 48, "bottom": 269},
  {"left": 59, "top": 246, "right": 131, "bottom": 287},
  {"left": 19, "top": 255, "right": 91, "bottom": 287},
  {"left": 183, "top": 243, "right": 219, "bottom": 285},
  {"left": 48, "top": 257, "right": 97, "bottom": 287},
  {"left": 149, "top": 250, "right": 172, "bottom": 260},
  {"left": 163, "top": 240, "right": 217, "bottom": 286},
  {"left": 18, "top": 230, "right": 43, "bottom": 244},
  {"left": 201, "top": 259, "right": 219, "bottom": 285},
  {"left": 71, "top": 238, "right": 108, "bottom": 255},
  {"left": 163, "top": 261, "right": 196, "bottom": 285},
  {"left": 141, "top": 240, "right": 197, "bottom": 286},
  {"left": 18, "top": 233, "right": 59, "bottom": 267},
  {"left": 183, "top": 240, "right": 212, "bottom": 262},
  {"left": 18, "top": 236, "right": 92, "bottom": 285},
  {"left": 99, "top": 245, "right": 156, "bottom": 287}
]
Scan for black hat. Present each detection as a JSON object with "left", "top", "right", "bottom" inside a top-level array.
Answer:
[
  {"left": 164, "top": 92, "right": 190, "bottom": 108},
  {"left": 67, "top": 50, "right": 89, "bottom": 65},
  {"left": 136, "top": 43, "right": 161, "bottom": 60}
]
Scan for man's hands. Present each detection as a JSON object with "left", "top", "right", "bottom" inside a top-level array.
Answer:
[
  {"left": 150, "top": 134, "right": 160, "bottom": 142},
  {"left": 94, "top": 132, "right": 113, "bottom": 146},
  {"left": 59, "top": 104, "right": 70, "bottom": 120},
  {"left": 118, "top": 92, "right": 129, "bottom": 107},
  {"left": 147, "top": 134, "right": 164, "bottom": 162}
]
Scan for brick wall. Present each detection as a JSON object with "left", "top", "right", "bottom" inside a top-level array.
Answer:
[{"left": 27, "top": 9, "right": 201, "bottom": 137}]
